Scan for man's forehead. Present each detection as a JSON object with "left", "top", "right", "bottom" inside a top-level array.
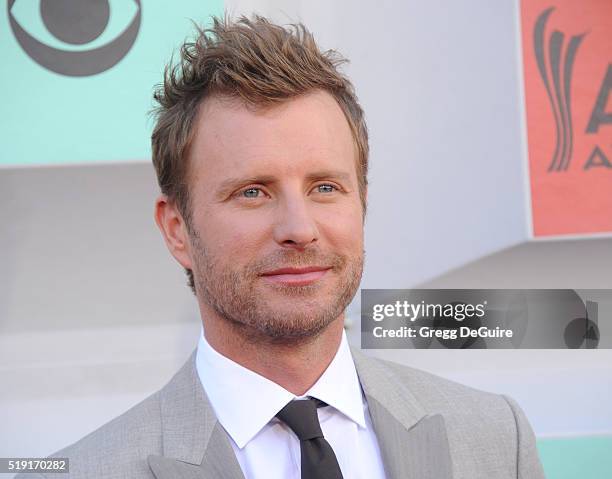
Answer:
[
  {"left": 195, "top": 90, "right": 352, "bottom": 140},
  {"left": 188, "top": 90, "right": 358, "bottom": 182}
]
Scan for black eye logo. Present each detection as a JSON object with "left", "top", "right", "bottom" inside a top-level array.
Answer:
[{"left": 8, "top": 0, "right": 141, "bottom": 77}]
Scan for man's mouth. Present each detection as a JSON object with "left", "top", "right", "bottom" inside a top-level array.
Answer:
[{"left": 260, "top": 266, "right": 332, "bottom": 286}]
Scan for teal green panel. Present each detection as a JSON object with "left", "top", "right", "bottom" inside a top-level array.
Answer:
[
  {"left": 537, "top": 436, "right": 612, "bottom": 479},
  {"left": 1, "top": 0, "right": 224, "bottom": 166}
]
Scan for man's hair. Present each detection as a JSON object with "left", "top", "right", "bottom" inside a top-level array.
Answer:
[{"left": 151, "top": 15, "right": 369, "bottom": 294}]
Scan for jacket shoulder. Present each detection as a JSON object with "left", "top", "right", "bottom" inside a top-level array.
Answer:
[
  {"left": 360, "top": 351, "right": 514, "bottom": 416},
  {"left": 37, "top": 389, "right": 163, "bottom": 479},
  {"left": 355, "top": 351, "right": 544, "bottom": 478}
]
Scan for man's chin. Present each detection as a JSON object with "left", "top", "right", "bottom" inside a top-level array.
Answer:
[
  {"left": 244, "top": 313, "right": 340, "bottom": 344},
  {"left": 240, "top": 295, "right": 343, "bottom": 340}
]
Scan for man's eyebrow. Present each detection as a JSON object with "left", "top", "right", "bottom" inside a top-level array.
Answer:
[{"left": 305, "top": 170, "right": 353, "bottom": 183}]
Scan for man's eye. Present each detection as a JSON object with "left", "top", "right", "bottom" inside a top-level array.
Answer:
[
  {"left": 241, "top": 187, "right": 262, "bottom": 198},
  {"left": 316, "top": 184, "right": 337, "bottom": 193}
]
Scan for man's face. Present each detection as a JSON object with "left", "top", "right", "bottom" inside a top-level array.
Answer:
[{"left": 184, "top": 90, "right": 364, "bottom": 343}]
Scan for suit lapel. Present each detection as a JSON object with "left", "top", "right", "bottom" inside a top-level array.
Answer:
[
  {"left": 352, "top": 347, "right": 454, "bottom": 479},
  {"left": 148, "top": 351, "right": 245, "bottom": 479}
]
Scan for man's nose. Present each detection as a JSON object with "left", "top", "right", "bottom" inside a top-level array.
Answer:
[{"left": 272, "top": 197, "right": 319, "bottom": 249}]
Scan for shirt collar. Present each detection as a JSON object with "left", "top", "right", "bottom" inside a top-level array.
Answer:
[{"left": 195, "top": 327, "right": 366, "bottom": 449}]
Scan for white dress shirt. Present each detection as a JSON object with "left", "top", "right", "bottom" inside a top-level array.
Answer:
[{"left": 195, "top": 328, "right": 387, "bottom": 479}]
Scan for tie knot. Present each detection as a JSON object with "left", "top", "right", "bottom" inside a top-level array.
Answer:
[{"left": 276, "top": 398, "right": 325, "bottom": 441}]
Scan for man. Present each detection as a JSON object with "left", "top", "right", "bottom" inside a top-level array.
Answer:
[{"left": 19, "top": 15, "right": 545, "bottom": 479}]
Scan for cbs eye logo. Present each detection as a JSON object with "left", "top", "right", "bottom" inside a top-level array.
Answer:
[{"left": 8, "top": 0, "right": 141, "bottom": 77}]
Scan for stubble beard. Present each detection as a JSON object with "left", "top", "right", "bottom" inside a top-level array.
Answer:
[{"left": 190, "top": 229, "right": 364, "bottom": 345}]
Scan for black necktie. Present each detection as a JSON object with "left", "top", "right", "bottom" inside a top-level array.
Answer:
[{"left": 276, "top": 398, "right": 344, "bottom": 479}]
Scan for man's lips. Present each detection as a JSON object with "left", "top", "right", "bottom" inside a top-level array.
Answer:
[{"left": 260, "top": 266, "right": 332, "bottom": 286}]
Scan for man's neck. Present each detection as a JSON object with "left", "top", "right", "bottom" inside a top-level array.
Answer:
[{"left": 201, "top": 312, "right": 345, "bottom": 396}]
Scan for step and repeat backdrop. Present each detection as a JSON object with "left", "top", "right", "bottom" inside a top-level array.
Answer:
[
  {"left": 2, "top": 0, "right": 610, "bottom": 237},
  {"left": 521, "top": 0, "right": 611, "bottom": 237},
  {"left": 2, "top": 0, "right": 222, "bottom": 167}
]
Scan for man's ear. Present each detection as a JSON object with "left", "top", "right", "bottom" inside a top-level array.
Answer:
[{"left": 154, "top": 195, "right": 193, "bottom": 270}]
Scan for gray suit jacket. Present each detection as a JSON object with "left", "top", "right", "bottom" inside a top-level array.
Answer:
[{"left": 18, "top": 347, "right": 545, "bottom": 479}]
